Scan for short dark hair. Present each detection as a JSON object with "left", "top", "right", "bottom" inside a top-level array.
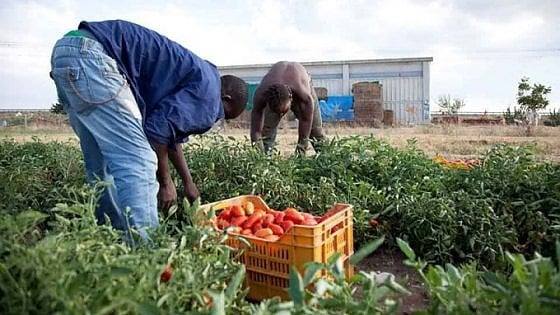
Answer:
[
  {"left": 263, "top": 84, "right": 291, "bottom": 113},
  {"left": 221, "top": 75, "right": 248, "bottom": 109}
]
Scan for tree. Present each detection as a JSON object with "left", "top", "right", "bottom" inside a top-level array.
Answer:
[
  {"left": 437, "top": 95, "right": 465, "bottom": 115},
  {"left": 544, "top": 109, "right": 560, "bottom": 127},
  {"left": 50, "top": 100, "right": 65, "bottom": 114},
  {"left": 503, "top": 106, "right": 524, "bottom": 125},
  {"left": 517, "top": 77, "right": 551, "bottom": 126}
]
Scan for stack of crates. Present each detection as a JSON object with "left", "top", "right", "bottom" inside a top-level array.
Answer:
[{"left": 352, "top": 81, "right": 384, "bottom": 127}]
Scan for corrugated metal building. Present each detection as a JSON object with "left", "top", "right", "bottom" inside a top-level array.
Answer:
[{"left": 219, "top": 57, "right": 433, "bottom": 125}]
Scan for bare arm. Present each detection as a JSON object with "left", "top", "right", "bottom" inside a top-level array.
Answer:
[
  {"left": 168, "top": 143, "right": 199, "bottom": 203},
  {"left": 296, "top": 93, "right": 314, "bottom": 155},
  {"left": 151, "top": 142, "right": 177, "bottom": 210},
  {"left": 250, "top": 91, "right": 266, "bottom": 150}
]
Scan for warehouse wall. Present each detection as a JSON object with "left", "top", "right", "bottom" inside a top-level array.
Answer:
[{"left": 219, "top": 58, "right": 432, "bottom": 125}]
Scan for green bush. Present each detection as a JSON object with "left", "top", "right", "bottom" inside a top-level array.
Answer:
[{"left": 2, "top": 137, "right": 559, "bottom": 267}]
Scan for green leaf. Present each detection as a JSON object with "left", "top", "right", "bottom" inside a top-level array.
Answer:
[
  {"left": 137, "top": 302, "right": 160, "bottom": 315},
  {"left": 386, "top": 276, "right": 411, "bottom": 295},
  {"left": 556, "top": 241, "right": 560, "bottom": 265},
  {"left": 396, "top": 238, "right": 416, "bottom": 260},
  {"left": 156, "top": 294, "right": 171, "bottom": 307},
  {"left": 350, "top": 236, "right": 385, "bottom": 265},
  {"left": 167, "top": 204, "right": 178, "bottom": 217},
  {"left": 110, "top": 266, "right": 133, "bottom": 278},
  {"left": 288, "top": 267, "right": 304, "bottom": 306},
  {"left": 179, "top": 235, "right": 187, "bottom": 250},
  {"left": 193, "top": 197, "right": 201, "bottom": 210},
  {"left": 302, "top": 262, "right": 322, "bottom": 286},
  {"left": 208, "top": 289, "right": 225, "bottom": 315},
  {"left": 225, "top": 265, "right": 245, "bottom": 299},
  {"left": 327, "top": 252, "right": 343, "bottom": 267},
  {"left": 482, "top": 272, "right": 509, "bottom": 294},
  {"left": 334, "top": 256, "right": 345, "bottom": 279},
  {"left": 314, "top": 278, "right": 331, "bottom": 296}
]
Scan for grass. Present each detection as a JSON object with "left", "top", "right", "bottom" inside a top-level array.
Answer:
[
  {"left": 1, "top": 124, "right": 560, "bottom": 161},
  {"left": 222, "top": 124, "right": 560, "bottom": 162}
]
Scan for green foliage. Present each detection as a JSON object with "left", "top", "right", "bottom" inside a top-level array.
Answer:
[
  {"left": 503, "top": 106, "right": 525, "bottom": 125},
  {"left": 399, "top": 238, "right": 560, "bottom": 315},
  {"left": 517, "top": 77, "right": 552, "bottom": 112},
  {"left": 544, "top": 109, "right": 560, "bottom": 127},
  {"left": 1, "top": 137, "right": 560, "bottom": 314},
  {"left": 50, "top": 100, "right": 66, "bottom": 114},
  {"left": 186, "top": 136, "right": 560, "bottom": 267},
  {"left": 437, "top": 94, "right": 465, "bottom": 115},
  {"left": 0, "top": 193, "right": 252, "bottom": 314},
  {"left": 2, "top": 137, "right": 560, "bottom": 267},
  {"left": 0, "top": 139, "right": 85, "bottom": 214},
  {"left": 286, "top": 238, "right": 409, "bottom": 315}
]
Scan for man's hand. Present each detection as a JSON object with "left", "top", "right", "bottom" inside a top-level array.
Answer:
[
  {"left": 252, "top": 139, "right": 265, "bottom": 152},
  {"left": 295, "top": 138, "right": 310, "bottom": 156},
  {"left": 158, "top": 178, "right": 177, "bottom": 211},
  {"left": 151, "top": 142, "right": 177, "bottom": 212},
  {"left": 184, "top": 181, "right": 200, "bottom": 204},
  {"left": 294, "top": 93, "right": 314, "bottom": 156},
  {"left": 167, "top": 143, "right": 201, "bottom": 204}
]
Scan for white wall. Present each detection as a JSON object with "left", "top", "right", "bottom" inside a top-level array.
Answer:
[{"left": 219, "top": 58, "right": 432, "bottom": 124}]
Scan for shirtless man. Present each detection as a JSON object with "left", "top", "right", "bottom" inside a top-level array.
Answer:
[{"left": 250, "top": 61, "right": 325, "bottom": 154}]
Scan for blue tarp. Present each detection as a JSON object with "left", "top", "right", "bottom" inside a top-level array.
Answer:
[{"left": 319, "top": 96, "right": 354, "bottom": 121}]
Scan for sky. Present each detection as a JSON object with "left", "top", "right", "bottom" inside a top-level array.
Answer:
[{"left": 1, "top": 0, "right": 559, "bottom": 112}]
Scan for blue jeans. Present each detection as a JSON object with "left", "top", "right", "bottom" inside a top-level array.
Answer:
[{"left": 50, "top": 36, "right": 159, "bottom": 238}]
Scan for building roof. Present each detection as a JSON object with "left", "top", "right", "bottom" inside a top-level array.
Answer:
[{"left": 219, "top": 57, "right": 434, "bottom": 70}]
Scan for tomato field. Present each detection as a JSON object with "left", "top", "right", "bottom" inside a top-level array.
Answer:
[{"left": 1, "top": 136, "right": 560, "bottom": 314}]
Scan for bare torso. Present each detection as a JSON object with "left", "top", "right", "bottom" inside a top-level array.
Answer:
[
  {"left": 250, "top": 61, "right": 318, "bottom": 150},
  {"left": 253, "top": 61, "right": 313, "bottom": 111}
]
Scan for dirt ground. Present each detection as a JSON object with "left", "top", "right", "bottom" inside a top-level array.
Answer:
[
  {"left": 357, "top": 248, "right": 429, "bottom": 314},
  {"left": 3, "top": 124, "right": 560, "bottom": 161},
  {"left": 222, "top": 124, "right": 560, "bottom": 162}
]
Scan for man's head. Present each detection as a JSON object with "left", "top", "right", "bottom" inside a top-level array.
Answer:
[
  {"left": 263, "top": 84, "right": 292, "bottom": 115},
  {"left": 221, "top": 75, "right": 248, "bottom": 119}
]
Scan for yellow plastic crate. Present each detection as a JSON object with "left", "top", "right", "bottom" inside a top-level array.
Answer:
[{"left": 201, "top": 195, "right": 354, "bottom": 301}]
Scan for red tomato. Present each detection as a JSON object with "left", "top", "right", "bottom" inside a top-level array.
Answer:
[
  {"left": 160, "top": 264, "right": 173, "bottom": 283},
  {"left": 302, "top": 218, "right": 318, "bottom": 226},
  {"left": 230, "top": 205, "right": 245, "bottom": 217},
  {"left": 285, "top": 212, "right": 304, "bottom": 224},
  {"left": 302, "top": 213, "right": 314, "bottom": 220},
  {"left": 230, "top": 215, "right": 248, "bottom": 227},
  {"left": 285, "top": 208, "right": 299, "bottom": 216},
  {"left": 281, "top": 220, "right": 294, "bottom": 232},
  {"left": 269, "top": 223, "right": 284, "bottom": 235},
  {"left": 263, "top": 214, "right": 275, "bottom": 227},
  {"left": 244, "top": 201, "right": 255, "bottom": 215},
  {"left": 217, "top": 219, "right": 230, "bottom": 229},
  {"left": 242, "top": 212, "right": 264, "bottom": 229},
  {"left": 218, "top": 209, "right": 232, "bottom": 221},
  {"left": 251, "top": 223, "right": 263, "bottom": 234},
  {"left": 274, "top": 212, "right": 285, "bottom": 224},
  {"left": 227, "top": 226, "right": 241, "bottom": 234},
  {"left": 255, "top": 228, "right": 273, "bottom": 238}
]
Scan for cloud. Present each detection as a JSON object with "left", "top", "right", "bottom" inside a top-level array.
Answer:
[{"left": 0, "top": 0, "right": 558, "bottom": 110}]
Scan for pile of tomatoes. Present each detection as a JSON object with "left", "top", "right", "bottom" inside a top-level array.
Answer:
[
  {"left": 433, "top": 154, "right": 480, "bottom": 170},
  {"left": 215, "top": 202, "right": 319, "bottom": 241}
]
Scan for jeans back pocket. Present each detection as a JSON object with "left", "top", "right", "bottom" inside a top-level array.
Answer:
[{"left": 51, "top": 61, "right": 127, "bottom": 113}]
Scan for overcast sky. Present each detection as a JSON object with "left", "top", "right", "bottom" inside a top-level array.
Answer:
[{"left": 1, "top": 0, "right": 559, "bottom": 111}]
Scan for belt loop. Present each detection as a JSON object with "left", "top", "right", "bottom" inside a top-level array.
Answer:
[
  {"left": 80, "top": 38, "right": 86, "bottom": 52},
  {"left": 81, "top": 38, "right": 90, "bottom": 52}
]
